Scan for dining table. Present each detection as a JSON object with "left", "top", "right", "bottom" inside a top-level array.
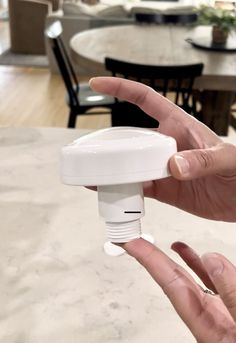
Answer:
[
  {"left": 70, "top": 24, "right": 236, "bottom": 135},
  {"left": 1, "top": 126, "right": 236, "bottom": 343}
]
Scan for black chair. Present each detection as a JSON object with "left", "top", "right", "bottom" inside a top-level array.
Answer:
[
  {"left": 105, "top": 57, "right": 204, "bottom": 127},
  {"left": 230, "top": 103, "right": 236, "bottom": 130},
  {"left": 45, "top": 21, "right": 115, "bottom": 128},
  {"left": 230, "top": 112, "right": 236, "bottom": 130},
  {"left": 134, "top": 12, "right": 198, "bottom": 25}
]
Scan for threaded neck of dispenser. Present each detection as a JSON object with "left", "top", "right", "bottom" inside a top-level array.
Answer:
[{"left": 106, "top": 219, "right": 141, "bottom": 243}]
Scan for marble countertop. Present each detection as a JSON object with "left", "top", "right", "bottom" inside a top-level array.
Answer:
[{"left": 0, "top": 127, "right": 235, "bottom": 343}]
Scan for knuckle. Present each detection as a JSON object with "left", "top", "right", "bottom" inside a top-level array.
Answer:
[
  {"left": 134, "top": 87, "right": 151, "bottom": 107},
  {"left": 135, "top": 244, "right": 157, "bottom": 268},
  {"left": 221, "top": 287, "right": 236, "bottom": 311},
  {"left": 162, "top": 267, "right": 187, "bottom": 295},
  {"left": 113, "top": 80, "right": 122, "bottom": 98},
  {"left": 196, "top": 150, "right": 215, "bottom": 170}
]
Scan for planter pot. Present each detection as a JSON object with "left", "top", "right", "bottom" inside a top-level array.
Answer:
[
  {"left": 212, "top": 25, "right": 229, "bottom": 44},
  {"left": 81, "top": 0, "right": 99, "bottom": 4}
]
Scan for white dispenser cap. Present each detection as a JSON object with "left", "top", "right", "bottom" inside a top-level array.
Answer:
[
  {"left": 60, "top": 127, "right": 177, "bottom": 256},
  {"left": 61, "top": 127, "right": 177, "bottom": 186}
]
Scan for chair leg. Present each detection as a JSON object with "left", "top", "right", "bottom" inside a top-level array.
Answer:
[
  {"left": 68, "top": 109, "right": 77, "bottom": 128},
  {"left": 230, "top": 113, "right": 236, "bottom": 130}
]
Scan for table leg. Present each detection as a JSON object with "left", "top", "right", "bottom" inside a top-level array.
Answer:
[{"left": 200, "top": 90, "right": 236, "bottom": 136}]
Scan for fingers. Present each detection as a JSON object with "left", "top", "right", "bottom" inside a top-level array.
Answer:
[
  {"left": 123, "top": 238, "right": 193, "bottom": 290},
  {"left": 90, "top": 77, "right": 235, "bottom": 180},
  {"left": 89, "top": 77, "right": 189, "bottom": 123},
  {"left": 89, "top": 77, "right": 221, "bottom": 150},
  {"left": 122, "top": 238, "right": 224, "bottom": 342},
  {"left": 202, "top": 252, "right": 236, "bottom": 322},
  {"left": 169, "top": 143, "right": 236, "bottom": 179},
  {"left": 171, "top": 242, "right": 217, "bottom": 293}
]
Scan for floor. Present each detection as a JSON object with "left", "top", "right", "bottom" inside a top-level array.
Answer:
[{"left": 0, "top": 17, "right": 111, "bottom": 130}]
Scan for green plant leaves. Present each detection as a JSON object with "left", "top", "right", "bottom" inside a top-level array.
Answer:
[{"left": 197, "top": 5, "right": 236, "bottom": 33}]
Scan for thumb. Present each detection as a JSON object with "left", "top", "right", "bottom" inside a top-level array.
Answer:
[{"left": 169, "top": 143, "right": 236, "bottom": 180}]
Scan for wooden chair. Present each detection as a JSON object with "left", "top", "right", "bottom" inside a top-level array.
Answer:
[
  {"left": 105, "top": 57, "right": 204, "bottom": 127},
  {"left": 45, "top": 21, "right": 115, "bottom": 128}
]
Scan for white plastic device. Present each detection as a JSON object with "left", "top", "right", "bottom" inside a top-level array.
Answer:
[{"left": 61, "top": 127, "right": 177, "bottom": 255}]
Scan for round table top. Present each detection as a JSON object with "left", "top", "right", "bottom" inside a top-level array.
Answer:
[
  {"left": 70, "top": 24, "right": 236, "bottom": 91},
  {"left": 70, "top": 24, "right": 192, "bottom": 72}
]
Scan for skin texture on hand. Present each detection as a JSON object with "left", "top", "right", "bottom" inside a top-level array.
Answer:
[
  {"left": 122, "top": 238, "right": 236, "bottom": 343},
  {"left": 89, "top": 77, "right": 236, "bottom": 341},
  {"left": 90, "top": 77, "right": 236, "bottom": 222}
]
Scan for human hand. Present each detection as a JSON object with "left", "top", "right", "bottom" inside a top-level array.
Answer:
[
  {"left": 90, "top": 77, "right": 236, "bottom": 222},
  {"left": 122, "top": 238, "right": 236, "bottom": 343}
]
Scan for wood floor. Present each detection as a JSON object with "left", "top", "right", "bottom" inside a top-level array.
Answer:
[
  {"left": 0, "top": 18, "right": 111, "bottom": 130},
  {"left": 0, "top": 65, "right": 111, "bottom": 129}
]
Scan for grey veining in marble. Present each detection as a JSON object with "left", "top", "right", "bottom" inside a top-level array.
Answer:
[{"left": 0, "top": 127, "right": 235, "bottom": 343}]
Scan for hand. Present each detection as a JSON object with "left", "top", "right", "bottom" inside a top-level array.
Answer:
[
  {"left": 122, "top": 238, "right": 236, "bottom": 343},
  {"left": 90, "top": 77, "right": 236, "bottom": 222}
]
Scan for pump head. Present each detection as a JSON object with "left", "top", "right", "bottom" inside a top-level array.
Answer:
[{"left": 61, "top": 127, "right": 177, "bottom": 255}]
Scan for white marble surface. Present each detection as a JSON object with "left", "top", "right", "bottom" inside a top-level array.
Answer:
[{"left": 0, "top": 127, "right": 235, "bottom": 343}]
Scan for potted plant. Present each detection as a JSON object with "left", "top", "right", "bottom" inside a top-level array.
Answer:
[{"left": 196, "top": 5, "right": 236, "bottom": 44}]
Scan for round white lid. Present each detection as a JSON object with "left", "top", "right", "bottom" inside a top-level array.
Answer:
[
  {"left": 103, "top": 233, "right": 155, "bottom": 256},
  {"left": 61, "top": 127, "right": 177, "bottom": 186}
]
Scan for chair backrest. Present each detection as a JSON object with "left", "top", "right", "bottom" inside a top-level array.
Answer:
[
  {"left": 105, "top": 57, "right": 204, "bottom": 114},
  {"left": 135, "top": 12, "right": 198, "bottom": 25},
  {"left": 45, "top": 20, "right": 80, "bottom": 108}
]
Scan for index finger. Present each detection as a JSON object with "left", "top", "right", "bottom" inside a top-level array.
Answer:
[
  {"left": 122, "top": 238, "right": 232, "bottom": 342},
  {"left": 90, "top": 77, "right": 189, "bottom": 124},
  {"left": 123, "top": 238, "right": 199, "bottom": 295}
]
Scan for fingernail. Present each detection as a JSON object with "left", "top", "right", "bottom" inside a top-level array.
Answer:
[
  {"left": 202, "top": 253, "right": 224, "bottom": 277},
  {"left": 89, "top": 77, "right": 95, "bottom": 85},
  {"left": 171, "top": 241, "right": 189, "bottom": 252},
  {"left": 174, "top": 155, "right": 190, "bottom": 176}
]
